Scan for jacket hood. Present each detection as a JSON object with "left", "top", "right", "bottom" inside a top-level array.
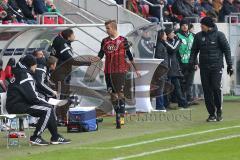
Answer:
[{"left": 13, "top": 61, "right": 32, "bottom": 76}]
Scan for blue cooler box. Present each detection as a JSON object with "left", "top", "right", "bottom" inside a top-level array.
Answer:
[{"left": 67, "top": 107, "right": 98, "bottom": 132}]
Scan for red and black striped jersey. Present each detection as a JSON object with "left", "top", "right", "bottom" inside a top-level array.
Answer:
[{"left": 98, "top": 36, "right": 133, "bottom": 74}]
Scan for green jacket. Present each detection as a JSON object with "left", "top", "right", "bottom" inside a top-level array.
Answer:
[{"left": 177, "top": 32, "right": 194, "bottom": 64}]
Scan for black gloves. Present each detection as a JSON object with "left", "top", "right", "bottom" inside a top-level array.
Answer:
[{"left": 227, "top": 65, "right": 234, "bottom": 76}]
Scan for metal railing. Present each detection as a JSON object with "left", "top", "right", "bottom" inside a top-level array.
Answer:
[
  {"left": 70, "top": 0, "right": 119, "bottom": 22},
  {"left": 225, "top": 13, "right": 240, "bottom": 24},
  {"left": 123, "top": 0, "right": 164, "bottom": 26},
  {"left": 63, "top": 12, "right": 106, "bottom": 33},
  {"left": 68, "top": 0, "right": 137, "bottom": 28}
]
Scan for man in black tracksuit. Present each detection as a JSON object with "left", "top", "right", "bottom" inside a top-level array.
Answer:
[
  {"left": 164, "top": 28, "right": 188, "bottom": 108},
  {"left": 52, "top": 29, "right": 75, "bottom": 66},
  {"left": 6, "top": 55, "right": 70, "bottom": 145},
  {"left": 33, "top": 50, "right": 57, "bottom": 99},
  {"left": 189, "top": 17, "right": 233, "bottom": 122},
  {"left": 51, "top": 29, "right": 91, "bottom": 122}
]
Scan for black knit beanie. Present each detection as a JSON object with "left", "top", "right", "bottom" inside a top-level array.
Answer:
[
  {"left": 22, "top": 54, "right": 37, "bottom": 68},
  {"left": 201, "top": 17, "right": 215, "bottom": 28},
  {"left": 180, "top": 19, "right": 189, "bottom": 27},
  {"left": 165, "top": 27, "right": 174, "bottom": 35}
]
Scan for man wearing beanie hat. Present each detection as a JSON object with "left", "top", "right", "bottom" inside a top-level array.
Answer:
[
  {"left": 176, "top": 19, "right": 198, "bottom": 105},
  {"left": 200, "top": 16, "right": 215, "bottom": 28},
  {"left": 189, "top": 16, "right": 233, "bottom": 122},
  {"left": 6, "top": 55, "right": 70, "bottom": 145}
]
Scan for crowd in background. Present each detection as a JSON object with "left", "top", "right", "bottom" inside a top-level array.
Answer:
[
  {"left": 0, "top": 0, "right": 60, "bottom": 24},
  {"left": 115, "top": 0, "right": 240, "bottom": 23},
  {"left": 2, "top": 0, "right": 240, "bottom": 24}
]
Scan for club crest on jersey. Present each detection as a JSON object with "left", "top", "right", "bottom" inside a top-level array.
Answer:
[{"left": 107, "top": 44, "right": 117, "bottom": 52}]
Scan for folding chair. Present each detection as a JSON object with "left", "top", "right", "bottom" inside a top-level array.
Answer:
[{"left": 0, "top": 93, "right": 31, "bottom": 148}]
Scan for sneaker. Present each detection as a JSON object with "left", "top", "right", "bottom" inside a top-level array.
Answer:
[
  {"left": 50, "top": 135, "right": 71, "bottom": 145},
  {"left": 216, "top": 112, "right": 223, "bottom": 122},
  {"left": 206, "top": 116, "right": 217, "bottom": 122},
  {"left": 153, "top": 109, "right": 167, "bottom": 112},
  {"left": 30, "top": 136, "right": 49, "bottom": 146},
  {"left": 116, "top": 123, "right": 121, "bottom": 129},
  {"left": 154, "top": 106, "right": 167, "bottom": 112}
]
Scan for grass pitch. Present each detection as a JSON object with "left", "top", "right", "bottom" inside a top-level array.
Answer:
[{"left": 1, "top": 100, "right": 240, "bottom": 160}]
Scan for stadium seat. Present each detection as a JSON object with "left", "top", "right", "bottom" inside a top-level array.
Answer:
[{"left": 0, "top": 93, "right": 31, "bottom": 148}]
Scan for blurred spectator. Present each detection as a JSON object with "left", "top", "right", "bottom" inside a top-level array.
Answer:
[
  {"left": 33, "top": 0, "right": 48, "bottom": 14},
  {"left": 167, "top": 0, "right": 175, "bottom": 5},
  {"left": 172, "top": 0, "right": 198, "bottom": 20},
  {"left": 4, "top": 58, "right": 15, "bottom": 84},
  {"left": 0, "top": 0, "right": 25, "bottom": 22},
  {"left": 16, "top": 0, "right": 36, "bottom": 22},
  {"left": 127, "top": 0, "right": 147, "bottom": 18},
  {"left": 138, "top": 30, "right": 155, "bottom": 58},
  {"left": 44, "top": 0, "right": 64, "bottom": 24},
  {"left": 233, "top": 0, "right": 240, "bottom": 12},
  {"left": 206, "top": 10, "right": 218, "bottom": 21},
  {"left": 194, "top": 0, "right": 205, "bottom": 17},
  {"left": 218, "top": 0, "right": 237, "bottom": 22},
  {"left": 201, "top": 0, "right": 214, "bottom": 13},
  {"left": 0, "top": 6, "right": 7, "bottom": 20},
  {"left": 212, "top": 0, "right": 223, "bottom": 14},
  {"left": 147, "top": 0, "right": 165, "bottom": 20},
  {"left": 0, "top": 59, "right": 7, "bottom": 92},
  {"left": 146, "top": 0, "right": 179, "bottom": 22},
  {"left": 45, "top": 0, "right": 57, "bottom": 12}
]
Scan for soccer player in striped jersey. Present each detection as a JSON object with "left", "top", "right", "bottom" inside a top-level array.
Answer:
[{"left": 92, "top": 20, "right": 140, "bottom": 129}]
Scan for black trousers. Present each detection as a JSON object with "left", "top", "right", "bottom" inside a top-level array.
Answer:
[
  {"left": 169, "top": 77, "right": 188, "bottom": 107},
  {"left": 26, "top": 105, "right": 58, "bottom": 138},
  {"left": 200, "top": 67, "right": 223, "bottom": 117},
  {"left": 180, "top": 64, "right": 195, "bottom": 101}
]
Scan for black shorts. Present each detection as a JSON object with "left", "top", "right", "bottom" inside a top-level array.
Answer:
[{"left": 105, "top": 73, "right": 126, "bottom": 93}]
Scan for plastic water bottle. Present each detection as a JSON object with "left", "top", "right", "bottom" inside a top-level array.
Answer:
[
  {"left": 11, "top": 119, "right": 17, "bottom": 130},
  {"left": 8, "top": 132, "right": 19, "bottom": 146},
  {"left": 9, "top": 140, "right": 18, "bottom": 146}
]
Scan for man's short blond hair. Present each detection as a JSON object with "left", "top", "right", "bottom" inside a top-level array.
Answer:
[{"left": 105, "top": 20, "right": 117, "bottom": 30}]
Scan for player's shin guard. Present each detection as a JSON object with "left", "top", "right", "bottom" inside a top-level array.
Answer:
[
  {"left": 119, "top": 98, "right": 125, "bottom": 125},
  {"left": 112, "top": 100, "right": 121, "bottom": 129}
]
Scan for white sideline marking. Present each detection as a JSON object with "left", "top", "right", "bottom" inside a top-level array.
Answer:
[
  {"left": 113, "top": 125, "right": 240, "bottom": 149},
  {"left": 113, "top": 134, "right": 240, "bottom": 160},
  {"left": 79, "top": 125, "right": 240, "bottom": 150},
  {"left": 79, "top": 147, "right": 111, "bottom": 150}
]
